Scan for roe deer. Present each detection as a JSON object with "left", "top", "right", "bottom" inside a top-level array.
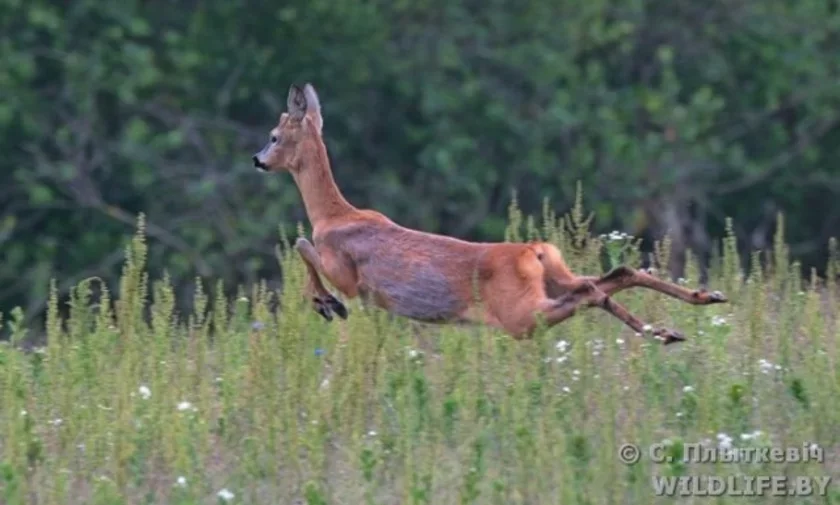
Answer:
[{"left": 252, "top": 83, "right": 728, "bottom": 344}]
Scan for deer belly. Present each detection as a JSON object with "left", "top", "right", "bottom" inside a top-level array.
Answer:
[{"left": 358, "top": 264, "right": 464, "bottom": 322}]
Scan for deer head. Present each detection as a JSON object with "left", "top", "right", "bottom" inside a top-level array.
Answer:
[{"left": 252, "top": 83, "right": 324, "bottom": 173}]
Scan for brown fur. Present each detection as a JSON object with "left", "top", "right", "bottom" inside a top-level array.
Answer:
[{"left": 252, "top": 84, "right": 728, "bottom": 344}]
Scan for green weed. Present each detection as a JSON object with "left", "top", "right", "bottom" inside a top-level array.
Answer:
[{"left": 1, "top": 193, "right": 838, "bottom": 504}]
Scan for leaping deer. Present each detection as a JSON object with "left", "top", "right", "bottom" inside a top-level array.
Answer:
[{"left": 252, "top": 83, "right": 728, "bottom": 344}]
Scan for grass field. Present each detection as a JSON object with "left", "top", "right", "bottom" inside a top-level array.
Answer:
[{"left": 1, "top": 198, "right": 839, "bottom": 504}]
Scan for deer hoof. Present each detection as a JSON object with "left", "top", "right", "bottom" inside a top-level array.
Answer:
[
  {"left": 695, "top": 289, "right": 728, "bottom": 304},
  {"left": 708, "top": 290, "right": 728, "bottom": 303},
  {"left": 312, "top": 294, "right": 348, "bottom": 321},
  {"left": 325, "top": 294, "right": 348, "bottom": 320},
  {"left": 313, "top": 297, "right": 334, "bottom": 322},
  {"left": 656, "top": 328, "right": 685, "bottom": 345}
]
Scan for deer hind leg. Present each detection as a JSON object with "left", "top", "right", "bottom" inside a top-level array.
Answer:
[
  {"left": 502, "top": 279, "right": 683, "bottom": 344},
  {"left": 499, "top": 246, "right": 682, "bottom": 343},
  {"left": 295, "top": 238, "right": 348, "bottom": 321},
  {"left": 539, "top": 279, "right": 685, "bottom": 344},
  {"left": 587, "top": 266, "right": 728, "bottom": 305}
]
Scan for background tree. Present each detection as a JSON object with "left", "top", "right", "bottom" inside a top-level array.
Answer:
[{"left": 2, "top": 0, "right": 839, "bottom": 330}]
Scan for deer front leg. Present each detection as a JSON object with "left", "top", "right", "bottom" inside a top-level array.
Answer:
[{"left": 295, "top": 238, "right": 348, "bottom": 321}]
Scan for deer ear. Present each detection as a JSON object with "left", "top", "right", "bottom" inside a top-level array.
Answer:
[
  {"left": 287, "top": 84, "right": 307, "bottom": 119},
  {"left": 303, "top": 83, "right": 322, "bottom": 133}
]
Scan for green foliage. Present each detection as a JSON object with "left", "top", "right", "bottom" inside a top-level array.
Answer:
[
  {"left": 0, "top": 201, "right": 839, "bottom": 503},
  {"left": 2, "top": 0, "right": 840, "bottom": 328}
]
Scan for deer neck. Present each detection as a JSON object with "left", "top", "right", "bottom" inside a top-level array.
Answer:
[{"left": 291, "top": 139, "right": 355, "bottom": 227}]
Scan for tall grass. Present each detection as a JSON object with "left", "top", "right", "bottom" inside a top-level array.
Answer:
[{"left": 1, "top": 193, "right": 839, "bottom": 504}]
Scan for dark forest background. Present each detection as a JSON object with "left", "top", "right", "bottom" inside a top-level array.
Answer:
[{"left": 2, "top": 0, "right": 840, "bottom": 328}]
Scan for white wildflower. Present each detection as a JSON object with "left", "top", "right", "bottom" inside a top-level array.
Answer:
[
  {"left": 616, "top": 338, "right": 624, "bottom": 345},
  {"left": 683, "top": 385, "right": 694, "bottom": 393},
  {"left": 556, "top": 340, "right": 569, "bottom": 352},
  {"left": 642, "top": 324, "right": 653, "bottom": 333},
  {"left": 368, "top": 430, "right": 377, "bottom": 437},
  {"left": 562, "top": 386, "right": 571, "bottom": 393},
  {"left": 758, "top": 359, "right": 775, "bottom": 374},
  {"left": 590, "top": 339, "right": 604, "bottom": 357},
  {"left": 711, "top": 315, "right": 728, "bottom": 327},
  {"left": 607, "top": 230, "right": 630, "bottom": 242},
  {"left": 717, "top": 432, "right": 733, "bottom": 450},
  {"left": 138, "top": 385, "right": 151, "bottom": 400},
  {"left": 177, "top": 401, "right": 196, "bottom": 412},
  {"left": 217, "top": 488, "right": 235, "bottom": 501},
  {"left": 175, "top": 476, "right": 187, "bottom": 487}
]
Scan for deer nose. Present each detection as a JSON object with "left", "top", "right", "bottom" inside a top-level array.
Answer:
[{"left": 252, "top": 154, "right": 265, "bottom": 170}]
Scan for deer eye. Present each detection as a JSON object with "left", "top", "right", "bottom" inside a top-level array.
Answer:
[{"left": 270, "top": 135, "right": 278, "bottom": 143}]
